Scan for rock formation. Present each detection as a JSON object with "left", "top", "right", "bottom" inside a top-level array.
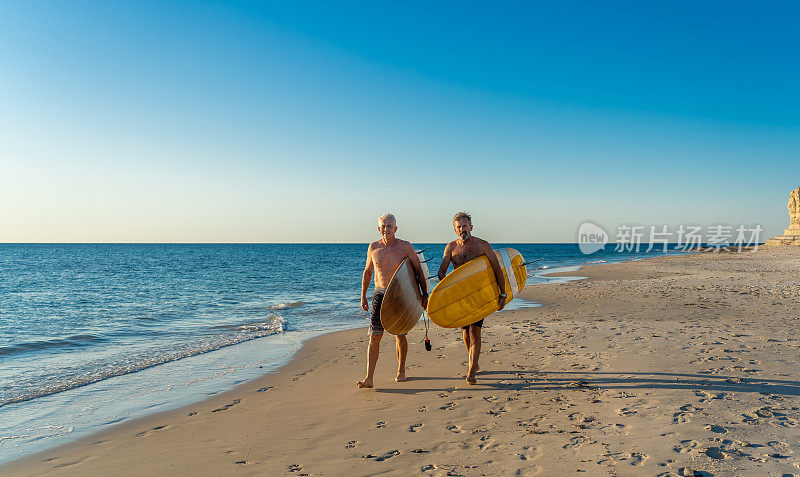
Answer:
[{"left": 765, "top": 187, "right": 800, "bottom": 245}]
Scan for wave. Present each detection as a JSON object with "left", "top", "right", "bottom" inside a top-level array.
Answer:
[
  {"left": 0, "top": 334, "right": 106, "bottom": 357},
  {"left": 210, "top": 314, "right": 287, "bottom": 332},
  {"left": 269, "top": 301, "right": 303, "bottom": 310},
  {"left": 0, "top": 316, "right": 286, "bottom": 408}
]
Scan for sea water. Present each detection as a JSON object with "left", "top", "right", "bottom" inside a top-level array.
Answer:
[{"left": 0, "top": 243, "right": 685, "bottom": 462}]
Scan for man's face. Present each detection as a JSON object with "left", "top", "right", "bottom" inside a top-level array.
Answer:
[
  {"left": 454, "top": 218, "right": 473, "bottom": 240},
  {"left": 378, "top": 218, "right": 397, "bottom": 240}
]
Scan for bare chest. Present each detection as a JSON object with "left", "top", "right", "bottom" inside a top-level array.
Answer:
[
  {"left": 451, "top": 243, "right": 484, "bottom": 268},
  {"left": 372, "top": 245, "right": 406, "bottom": 274}
]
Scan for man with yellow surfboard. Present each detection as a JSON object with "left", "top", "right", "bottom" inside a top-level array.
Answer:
[
  {"left": 436, "top": 212, "right": 507, "bottom": 385},
  {"left": 357, "top": 213, "right": 428, "bottom": 389}
]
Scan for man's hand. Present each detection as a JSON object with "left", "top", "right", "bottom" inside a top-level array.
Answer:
[
  {"left": 497, "top": 294, "right": 507, "bottom": 311},
  {"left": 422, "top": 295, "right": 428, "bottom": 310},
  {"left": 361, "top": 295, "right": 369, "bottom": 311}
]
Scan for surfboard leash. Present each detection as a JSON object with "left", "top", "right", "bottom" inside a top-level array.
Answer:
[{"left": 423, "top": 311, "right": 432, "bottom": 351}]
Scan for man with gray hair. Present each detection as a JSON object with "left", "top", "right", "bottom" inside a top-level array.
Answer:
[{"left": 357, "top": 213, "right": 428, "bottom": 388}]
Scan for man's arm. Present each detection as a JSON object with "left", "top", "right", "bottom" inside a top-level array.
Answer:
[
  {"left": 437, "top": 242, "right": 453, "bottom": 280},
  {"left": 361, "top": 244, "right": 374, "bottom": 311},
  {"left": 482, "top": 241, "right": 507, "bottom": 311},
  {"left": 406, "top": 243, "right": 429, "bottom": 309}
]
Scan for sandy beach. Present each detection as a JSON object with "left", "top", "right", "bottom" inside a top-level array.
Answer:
[{"left": 4, "top": 247, "right": 800, "bottom": 476}]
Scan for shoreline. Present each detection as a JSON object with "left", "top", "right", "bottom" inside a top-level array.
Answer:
[
  {"left": 0, "top": 248, "right": 670, "bottom": 465},
  {"left": 1, "top": 327, "right": 371, "bottom": 470},
  {"left": 0, "top": 252, "right": 694, "bottom": 473},
  {"left": 0, "top": 253, "right": 615, "bottom": 470},
  {"left": 6, "top": 247, "right": 800, "bottom": 475}
]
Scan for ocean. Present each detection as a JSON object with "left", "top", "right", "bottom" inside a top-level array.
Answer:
[{"left": 0, "top": 243, "right": 686, "bottom": 462}]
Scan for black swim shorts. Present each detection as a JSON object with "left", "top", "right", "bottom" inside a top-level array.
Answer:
[
  {"left": 369, "top": 287, "right": 386, "bottom": 336},
  {"left": 461, "top": 319, "right": 484, "bottom": 330}
]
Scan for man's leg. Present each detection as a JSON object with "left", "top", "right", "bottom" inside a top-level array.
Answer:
[
  {"left": 395, "top": 335, "right": 408, "bottom": 382},
  {"left": 357, "top": 334, "right": 382, "bottom": 388},
  {"left": 463, "top": 325, "right": 480, "bottom": 376},
  {"left": 462, "top": 327, "right": 471, "bottom": 354},
  {"left": 466, "top": 324, "right": 482, "bottom": 385}
]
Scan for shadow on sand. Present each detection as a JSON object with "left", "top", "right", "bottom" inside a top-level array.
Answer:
[{"left": 376, "top": 370, "right": 800, "bottom": 397}]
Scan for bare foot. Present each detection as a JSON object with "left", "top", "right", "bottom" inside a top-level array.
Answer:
[
  {"left": 356, "top": 380, "right": 373, "bottom": 389},
  {"left": 395, "top": 372, "right": 407, "bottom": 383},
  {"left": 466, "top": 374, "right": 477, "bottom": 385}
]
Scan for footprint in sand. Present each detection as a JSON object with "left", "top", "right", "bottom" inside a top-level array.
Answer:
[
  {"left": 375, "top": 421, "right": 388, "bottom": 429},
  {"left": 446, "top": 425, "right": 462, "bottom": 433},
  {"left": 440, "top": 402, "right": 457, "bottom": 410},
  {"left": 768, "top": 441, "right": 793, "bottom": 455},
  {"left": 292, "top": 372, "right": 307, "bottom": 382},
  {"left": 373, "top": 450, "right": 400, "bottom": 462},
  {"left": 212, "top": 399, "right": 241, "bottom": 412},
  {"left": 563, "top": 435, "right": 589, "bottom": 449},
  {"left": 346, "top": 440, "right": 358, "bottom": 448},
  {"left": 754, "top": 407, "right": 775, "bottom": 418},
  {"left": 704, "top": 424, "right": 728, "bottom": 434},
  {"left": 420, "top": 464, "right": 438, "bottom": 472},
  {"left": 694, "top": 390, "right": 725, "bottom": 402},
  {"left": 673, "top": 404, "right": 701, "bottom": 423},
  {"left": 771, "top": 417, "right": 799, "bottom": 429},
  {"left": 410, "top": 423, "right": 423, "bottom": 432},
  {"left": 674, "top": 440, "right": 700, "bottom": 453},
  {"left": 600, "top": 423, "right": 630, "bottom": 436},
  {"left": 703, "top": 446, "right": 728, "bottom": 459},
  {"left": 607, "top": 452, "right": 648, "bottom": 466},
  {"left": 616, "top": 407, "right": 636, "bottom": 417},
  {"left": 136, "top": 425, "right": 171, "bottom": 437},
  {"left": 478, "top": 436, "right": 499, "bottom": 452},
  {"left": 418, "top": 406, "right": 428, "bottom": 412},
  {"left": 287, "top": 463, "right": 303, "bottom": 472},
  {"left": 625, "top": 452, "right": 648, "bottom": 466}
]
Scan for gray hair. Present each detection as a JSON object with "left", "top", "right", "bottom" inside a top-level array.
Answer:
[
  {"left": 378, "top": 213, "right": 396, "bottom": 225},
  {"left": 452, "top": 211, "right": 472, "bottom": 224}
]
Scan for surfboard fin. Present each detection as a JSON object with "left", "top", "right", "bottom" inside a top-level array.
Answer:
[{"left": 517, "top": 259, "right": 542, "bottom": 267}]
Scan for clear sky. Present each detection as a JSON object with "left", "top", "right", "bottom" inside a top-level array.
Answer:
[{"left": 1, "top": 1, "right": 797, "bottom": 243}]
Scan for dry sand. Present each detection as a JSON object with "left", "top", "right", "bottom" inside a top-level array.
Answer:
[{"left": 4, "top": 247, "right": 800, "bottom": 476}]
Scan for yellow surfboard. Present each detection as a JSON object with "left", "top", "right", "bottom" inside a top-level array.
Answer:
[
  {"left": 427, "top": 248, "right": 527, "bottom": 328},
  {"left": 379, "top": 251, "right": 430, "bottom": 336}
]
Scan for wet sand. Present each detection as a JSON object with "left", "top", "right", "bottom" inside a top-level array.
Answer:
[{"left": 4, "top": 247, "right": 800, "bottom": 476}]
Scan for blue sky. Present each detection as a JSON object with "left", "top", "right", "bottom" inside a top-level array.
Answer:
[{"left": 1, "top": 1, "right": 797, "bottom": 242}]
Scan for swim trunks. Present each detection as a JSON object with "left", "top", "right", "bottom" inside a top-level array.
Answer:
[
  {"left": 461, "top": 319, "right": 484, "bottom": 330},
  {"left": 369, "top": 287, "right": 386, "bottom": 336}
]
